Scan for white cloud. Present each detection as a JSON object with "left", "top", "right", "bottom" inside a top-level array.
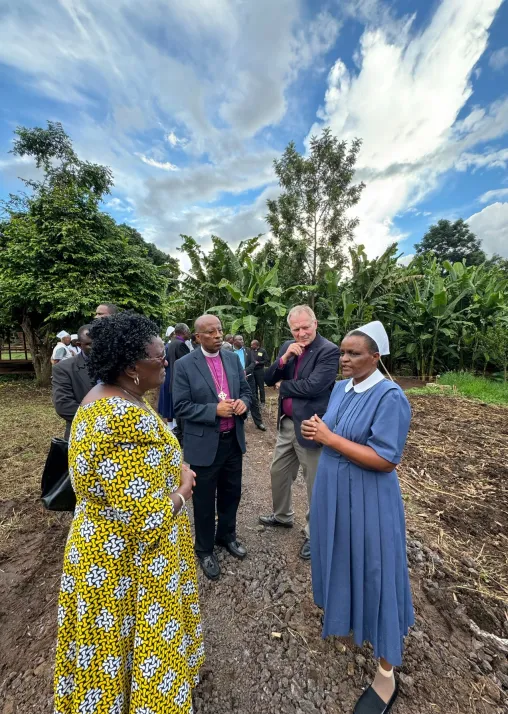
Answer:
[
  {"left": 467, "top": 202, "right": 508, "bottom": 256},
  {"left": 308, "top": 0, "right": 504, "bottom": 256},
  {"left": 0, "top": 0, "right": 341, "bottom": 251},
  {"left": 489, "top": 47, "right": 508, "bottom": 70},
  {"left": 456, "top": 147, "right": 508, "bottom": 171},
  {"left": 136, "top": 154, "right": 179, "bottom": 172},
  {"left": 479, "top": 188, "right": 508, "bottom": 203},
  {"left": 105, "top": 197, "right": 133, "bottom": 212},
  {"left": 398, "top": 253, "right": 415, "bottom": 266},
  {"left": 166, "top": 131, "right": 188, "bottom": 148}
]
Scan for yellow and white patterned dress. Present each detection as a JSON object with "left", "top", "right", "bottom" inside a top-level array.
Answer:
[{"left": 53, "top": 397, "right": 204, "bottom": 714}]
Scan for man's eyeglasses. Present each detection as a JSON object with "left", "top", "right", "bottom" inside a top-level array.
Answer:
[{"left": 197, "top": 328, "right": 223, "bottom": 337}]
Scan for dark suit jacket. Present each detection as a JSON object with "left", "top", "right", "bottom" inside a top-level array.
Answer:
[
  {"left": 251, "top": 346, "right": 269, "bottom": 369},
  {"left": 173, "top": 349, "right": 252, "bottom": 467},
  {"left": 166, "top": 338, "right": 190, "bottom": 389},
  {"left": 52, "top": 352, "right": 93, "bottom": 439},
  {"left": 264, "top": 333, "right": 340, "bottom": 449}
]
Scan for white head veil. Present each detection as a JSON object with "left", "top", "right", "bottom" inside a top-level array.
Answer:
[
  {"left": 165, "top": 326, "right": 175, "bottom": 338},
  {"left": 57, "top": 330, "right": 70, "bottom": 339},
  {"left": 354, "top": 321, "right": 390, "bottom": 355}
]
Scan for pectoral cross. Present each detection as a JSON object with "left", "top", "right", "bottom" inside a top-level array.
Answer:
[{"left": 218, "top": 391, "right": 227, "bottom": 401}]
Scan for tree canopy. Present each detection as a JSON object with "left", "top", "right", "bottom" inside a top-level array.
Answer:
[
  {"left": 0, "top": 122, "right": 171, "bottom": 384},
  {"left": 266, "top": 128, "right": 365, "bottom": 304},
  {"left": 1, "top": 122, "right": 507, "bottom": 383},
  {"left": 415, "top": 219, "right": 486, "bottom": 266}
]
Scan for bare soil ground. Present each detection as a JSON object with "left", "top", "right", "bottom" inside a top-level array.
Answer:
[{"left": 0, "top": 382, "right": 507, "bottom": 714}]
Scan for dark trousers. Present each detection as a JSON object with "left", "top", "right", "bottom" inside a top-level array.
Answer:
[
  {"left": 191, "top": 433, "right": 243, "bottom": 556},
  {"left": 253, "top": 368, "right": 266, "bottom": 404},
  {"left": 246, "top": 376, "right": 263, "bottom": 426}
]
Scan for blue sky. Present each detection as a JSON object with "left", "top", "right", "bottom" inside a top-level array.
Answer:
[{"left": 1, "top": 0, "right": 507, "bottom": 267}]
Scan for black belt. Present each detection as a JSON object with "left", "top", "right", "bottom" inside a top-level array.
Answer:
[{"left": 219, "top": 429, "right": 235, "bottom": 439}]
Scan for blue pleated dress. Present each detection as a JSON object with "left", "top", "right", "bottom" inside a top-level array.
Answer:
[{"left": 310, "top": 375, "right": 414, "bottom": 666}]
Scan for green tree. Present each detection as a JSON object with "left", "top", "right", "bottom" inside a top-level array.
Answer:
[
  {"left": 415, "top": 219, "right": 486, "bottom": 266},
  {"left": 0, "top": 123, "right": 168, "bottom": 385},
  {"left": 266, "top": 128, "right": 365, "bottom": 305}
]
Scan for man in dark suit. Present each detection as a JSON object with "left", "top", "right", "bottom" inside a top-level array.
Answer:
[
  {"left": 250, "top": 339, "right": 269, "bottom": 405},
  {"left": 166, "top": 322, "right": 191, "bottom": 442},
  {"left": 260, "top": 305, "right": 340, "bottom": 559},
  {"left": 233, "top": 334, "right": 266, "bottom": 431},
  {"left": 173, "top": 314, "right": 252, "bottom": 581},
  {"left": 52, "top": 324, "right": 93, "bottom": 439}
]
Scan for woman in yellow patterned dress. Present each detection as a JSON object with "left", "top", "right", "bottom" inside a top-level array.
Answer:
[{"left": 53, "top": 312, "right": 204, "bottom": 714}]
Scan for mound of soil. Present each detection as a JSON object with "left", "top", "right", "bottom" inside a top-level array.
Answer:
[{"left": 0, "top": 389, "right": 506, "bottom": 713}]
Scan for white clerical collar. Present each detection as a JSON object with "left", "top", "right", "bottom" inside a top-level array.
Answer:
[
  {"left": 201, "top": 346, "right": 221, "bottom": 358},
  {"left": 345, "top": 369, "right": 385, "bottom": 393}
]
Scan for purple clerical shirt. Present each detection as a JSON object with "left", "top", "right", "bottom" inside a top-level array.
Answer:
[
  {"left": 281, "top": 348, "right": 306, "bottom": 418},
  {"left": 205, "top": 354, "right": 235, "bottom": 431}
]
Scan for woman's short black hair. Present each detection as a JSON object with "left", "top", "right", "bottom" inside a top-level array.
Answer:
[
  {"left": 347, "top": 330, "right": 379, "bottom": 355},
  {"left": 88, "top": 312, "right": 160, "bottom": 384}
]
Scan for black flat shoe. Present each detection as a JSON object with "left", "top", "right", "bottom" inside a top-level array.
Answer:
[
  {"left": 258, "top": 514, "right": 293, "bottom": 528},
  {"left": 299, "top": 538, "right": 311, "bottom": 560},
  {"left": 197, "top": 553, "right": 221, "bottom": 581},
  {"left": 256, "top": 423, "right": 267, "bottom": 431},
  {"left": 216, "top": 539, "right": 247, "bottom": 559},
  {"left": 354, "top": 682, "right": 399, "bottom": 714}
]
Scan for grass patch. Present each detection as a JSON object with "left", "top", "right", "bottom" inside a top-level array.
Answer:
[
  {"left": 0, "top": 382, "right": 63, "bottom": 502},
  {"left": 407, "top": 371, "right": 508, "bottom": 405}
]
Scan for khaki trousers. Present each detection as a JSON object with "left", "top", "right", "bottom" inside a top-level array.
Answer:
[{"left": 270, "top": 416, "right": 322, "bottom": 538}]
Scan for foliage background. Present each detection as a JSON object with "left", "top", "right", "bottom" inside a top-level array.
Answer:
[{"left": 1, "top": 123, "right": 507, "bottom": 384}]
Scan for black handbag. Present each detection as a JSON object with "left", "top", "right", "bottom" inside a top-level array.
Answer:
[{"left": 41, "top": 437, "right": 76, "bottom": 512}]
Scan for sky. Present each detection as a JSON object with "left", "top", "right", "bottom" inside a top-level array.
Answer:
[{"left": 0, "top": 0, "right": 507, "bottom": 267}]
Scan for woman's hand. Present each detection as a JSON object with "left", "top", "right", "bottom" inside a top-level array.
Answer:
[
  {"left": 301, "top": 414, "right": 332, "bottom": 445},
  {"left": 178, "top": 463, "right": 196, "bottom": 501}
]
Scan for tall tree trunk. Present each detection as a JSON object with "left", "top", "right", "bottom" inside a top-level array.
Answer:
[
  {"left": 310, "top": 220, "right": 318, "bottom": 310},
  {"left": 21, "top": 314, "right": 53, "bottom": 386}
]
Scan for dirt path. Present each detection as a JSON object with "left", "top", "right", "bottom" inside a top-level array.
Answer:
[{"left": 0, "top": 385, "right": 507, "bottom": 713}]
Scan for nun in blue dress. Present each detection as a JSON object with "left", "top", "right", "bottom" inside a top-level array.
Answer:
[{"left": 302, "top": 321, "right": 414, "bottom": 714}]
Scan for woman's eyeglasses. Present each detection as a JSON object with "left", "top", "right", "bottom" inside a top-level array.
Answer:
[{"left": 139, "top": 354, "right": 166, "bottom": 365}]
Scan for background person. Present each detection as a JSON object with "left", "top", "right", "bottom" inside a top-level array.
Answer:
[
  {"left": 250, "top": 339, "right": 269, "bottom": 405},
  {"left": 260, "top": 305, "right": 340, "bottom": 560},
  {"left": 51, "top": 330, "right": 73, "bottom": 365},
  {"left": 158, "top": 326, "right": 176, "bottom": 426},
  {"left": 166, "top": 322, "right": 192, "bottom": 442},
  {"left": 68, "top": 334, "right": 81, "bottom": 357},
  {"left": 221, "top": 334, "right": 234, "bottom": 351},
  {"left": 52, "top": 324, "right": 93, "bottom": 439},
  {"left": 53, "top": 312, "right": 203, "bottom": 714},
  {"left": 233, "top": 334, "right": 266, "bottom": 431},
  {"left": 173, "top": 315, "right": 252, "bottom": 581},
  {"left": 302, "top": 321, "right": 413, "bottom": 714},
  {"left": 94, "top": 302, "right": 118, "bottom": 319}
]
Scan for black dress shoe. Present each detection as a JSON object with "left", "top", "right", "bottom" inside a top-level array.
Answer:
[
  {"left": 197, "top": 553, "right": 221, "bottom": 581},
  {"left": 299, "top": 538, "right": 311, "bottom": 560},
  {"left": 354, "top": 682, "right": 399, "bottom": 714},
  {"left": 258, "top": 514, "right": 293, "bottom": 528},
  {"left": 256, "top": 423, "right": 267, "bottom": 431},
  {"left": 216, "top": 539, "right": 247, "bottom": 559}
]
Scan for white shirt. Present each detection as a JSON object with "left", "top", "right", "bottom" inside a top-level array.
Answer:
[
  {"left": 344, "top": 369, "right": 385, "bottom": 394},
  {"left": 51, "top": 342, "right": 74, "bottom": 361}
]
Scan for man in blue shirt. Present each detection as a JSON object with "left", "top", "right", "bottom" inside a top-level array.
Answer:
[{"left": 233, "top": 335, "right": 266, "bottom": 431}]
